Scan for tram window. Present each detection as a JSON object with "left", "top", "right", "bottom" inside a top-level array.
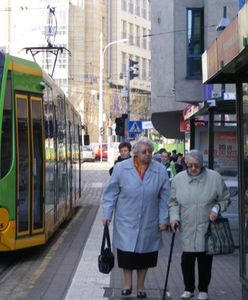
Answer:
[{"left": 1, "top": 75, "right": 12, "bottom": 178}]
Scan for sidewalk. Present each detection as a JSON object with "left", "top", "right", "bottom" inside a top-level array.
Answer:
[{"left": 65, "top": 162, "right": 241, "bottom": 300}]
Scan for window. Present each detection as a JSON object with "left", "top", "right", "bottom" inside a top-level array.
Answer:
[
  {"left": 1, "top": 72, "right": 12, "bottom": 178},
  {"left": 142, "top": 28, "right": 147, "bottom": 49},
  {"left": 186, "top": 8, "right": 204, "bottom": 79},
  {"left": 122, "top": 20, "right": 127, "bottom": 39},
  {"left": 148, "top": 59, "right": 151, "bottom": 79},
  {"left": 122, "top": 52, "right": 127, "bottom": 74},
  {"left": 129, "top": 23, "right": 134, "bottom": 45},
  {"left": 142, "top": 58, "right": 146, "bottom": 80},
  {"left": 142, "top": 0, "right": 147, "bottom": 19},
  {"left": 136, "top": 25, "right": 140, "bottom": 47},
  {"left": 135, "top": 0, "right": 140, "bottom": 16},
  {"left": 129, "top": 0, "right": 134, "bottom": 14},
  {"left": 148, "top": 29, "right": 151, "bottom": 50},
  {"left": 122, "top": 0, "right": 127, "bottom": 11}
]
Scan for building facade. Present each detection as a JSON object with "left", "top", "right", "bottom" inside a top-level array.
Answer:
[
  {"left": 151, "top": 0, "right": 237, "bottom": 139},
  {"left": 0, "top": 0, "right": 151, "bottom": 143},
  {"left": 203, "top": 1, "right": 248, "bottom": 297}
]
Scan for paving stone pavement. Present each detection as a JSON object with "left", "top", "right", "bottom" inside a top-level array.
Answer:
[{"left": 66, "top": 162, "right": 242, "bottom": 300}]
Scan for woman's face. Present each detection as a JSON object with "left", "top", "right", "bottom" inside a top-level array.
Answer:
[
  {"left": 187, "top": 156, "right": 202, "bottom": 176},
  {"left": 136, "top": 144, "right": 153, "bottom": 165},
  {"left": 119, "top": 147, "right": 130, "bottom": 159}
]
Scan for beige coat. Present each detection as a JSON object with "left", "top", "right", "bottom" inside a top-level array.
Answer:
[{"left": 169, "top": 168, "right": 230, "bottom": 252}]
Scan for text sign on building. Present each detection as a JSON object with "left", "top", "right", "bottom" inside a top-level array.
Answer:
[
  {"left": 142, "top": 121, "right": 154, "bottom": 130},
  {"left": 128, "top": 121, "right": 142, "bottom": 134}
]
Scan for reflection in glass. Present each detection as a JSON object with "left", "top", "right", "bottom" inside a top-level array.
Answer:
[
  {"left": 32, "top": 100, "right": 43, "bottom": 229},
  {"left": 17, "top": 98, "right": 29, "bottom": 232},
  {"left": 242, "top": 83, "right": 248, "bottom": 278}
]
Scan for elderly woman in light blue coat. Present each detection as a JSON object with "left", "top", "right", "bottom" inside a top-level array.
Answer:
[{"left": 102, "top": 137, "right": 170, "bottom": 299}]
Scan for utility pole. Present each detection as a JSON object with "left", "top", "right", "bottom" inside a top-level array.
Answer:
[{"left": 125, "top": 58, "right": 139, "bottom": 141}]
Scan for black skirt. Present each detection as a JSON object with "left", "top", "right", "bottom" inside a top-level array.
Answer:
[{"left": 117, "top": 249, "right": 158, "bottom": 270}]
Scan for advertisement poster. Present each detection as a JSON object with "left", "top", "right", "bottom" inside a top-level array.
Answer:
[{"left": 198, "top": 130, "right": 237, "bottom": 169}]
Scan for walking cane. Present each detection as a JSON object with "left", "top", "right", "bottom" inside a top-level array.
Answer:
[{"left": 162, "top": 231, "right": 176, "bottom": 300}]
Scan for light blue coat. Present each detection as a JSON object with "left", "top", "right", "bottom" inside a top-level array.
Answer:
[{"left": 102, "top": 157, "right": 170, "bottom": 253}]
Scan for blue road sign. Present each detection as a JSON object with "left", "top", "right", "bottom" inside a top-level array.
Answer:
[{"left": 128, "top": 121, "right": 142, "bottom": 134}]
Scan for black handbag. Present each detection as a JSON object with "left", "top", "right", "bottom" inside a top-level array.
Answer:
[
  {"left": 205, "top": 217, "right": 235, "bottom": 255},
  {"left": 98, "top": 223, "right": 114, "bottom": 274}
]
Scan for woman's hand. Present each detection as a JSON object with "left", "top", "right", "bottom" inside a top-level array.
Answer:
[
  {"left": 159, "top": 224, "right": 167, "bottom": 231},
  {"left": 170, "top": 220, "right": 179, "bottom": 232},
  {"left": 102, "top": 219, "right": 111, "bottom": 225},
  {"left": 209, "top": 211, "right": 218, "bottom": 222}
]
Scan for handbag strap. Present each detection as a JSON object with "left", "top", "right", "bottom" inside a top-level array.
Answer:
[{"left": 101, "top": 223, "right": 111, "bottom": 254}]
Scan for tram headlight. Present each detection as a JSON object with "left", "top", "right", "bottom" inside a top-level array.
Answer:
[{"left": 0, "top": 208, "right": 10, "bottom": 231}]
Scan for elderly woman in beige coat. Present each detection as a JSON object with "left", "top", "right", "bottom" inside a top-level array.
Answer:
[{"left": 169, "top": 149, "right": 230, "bottom": 300}]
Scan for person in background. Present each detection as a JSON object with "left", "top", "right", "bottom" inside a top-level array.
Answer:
[
  {"left": 109, "top": 142, "right": 132, "bottom": 175},
  {"left": 169, "top": 149, "right": 230, "bottom": 300},
  {"left": 170, "top": 149, "right": 178, "bottom": 163},
  {"left": 175, "top": 153, "right": 187, "bottom": 174},
  {"left": 102, "top": 137, "right": 170, "bottom": 299},
  {"left": 153, "top": 148, "right": 167, "bottom": 162},
  {"left": 160, "top": 151, "right": 176, "bottom": 179}
]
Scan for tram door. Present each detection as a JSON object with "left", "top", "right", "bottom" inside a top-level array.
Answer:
[{"left": 15, "top": 94, "right": 44, "bottom": 236}]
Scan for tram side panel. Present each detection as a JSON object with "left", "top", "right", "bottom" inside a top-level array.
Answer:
[{"left": 0, "top": 53, "right": 82, "bottom": 251}]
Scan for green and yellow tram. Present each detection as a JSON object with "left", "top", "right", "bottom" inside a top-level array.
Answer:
[{"left": 0, "top": 52, "right": 82, "bottom": 251}]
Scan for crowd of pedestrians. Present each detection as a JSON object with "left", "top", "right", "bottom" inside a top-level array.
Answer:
[{"left": 101, "top": 137, "right": 231, "bottom": 300}]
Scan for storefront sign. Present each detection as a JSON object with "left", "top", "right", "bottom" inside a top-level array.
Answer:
[{"left": 216, "top": 18, "right": 239, "bottom": 69}]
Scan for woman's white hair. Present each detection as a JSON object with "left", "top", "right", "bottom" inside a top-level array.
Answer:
[
  {"left": 186, "top": 149, "right": 203, "bottom": 166},
  {"left": 132, "top": 137, "right": 154, "bottom": 155}
]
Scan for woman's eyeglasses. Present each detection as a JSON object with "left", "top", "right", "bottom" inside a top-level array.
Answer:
[
  {"left": 187, "top": 163, "right": 201, "bottom": 169},
  {"left": 140, "top": 149, "right": 152, "bottom": 155}
]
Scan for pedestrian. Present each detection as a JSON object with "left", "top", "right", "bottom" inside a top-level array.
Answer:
[
  {"left": 160, "top": 151, "right": 176, "bottom": 179},
  {"left": 102, "top": 137, "right": 171, "bottom": 298},
  {"left": 174, "top": 153, "right": 187, "bottom": 174},
  {"left": 109, "top": 142, "right": 132, "bottom": 175},
  {"left": 153, "top": 147, "right": 167, "bottom": 162},
  {"left": 169, "top": 149, "right": 230, "bottom": 300}
]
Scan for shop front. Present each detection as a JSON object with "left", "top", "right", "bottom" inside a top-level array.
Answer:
[{"left": 202, "top": 3, "right": 248, "bottom": 298}]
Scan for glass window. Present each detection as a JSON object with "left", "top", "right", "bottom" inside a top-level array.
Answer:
[
  {"left": 142, "top": 58, "right": 146, "bottom": 80},
  {"left": 122, "top": 52, "right": 127, "bottom": 74},
  {"left": 187, "top": 8, "right": 204, "bottom": 79},
  {"left": 16, "top": 97, "right": 29, "bottom": 232},
  {"left": 241, "top": 83, "right": 248, "bottom": 280},
  {"left": 142, "top": 28, "right": 147, "bottom": 49},
  {"left": 122, "top": 20, "right": 127, "bottom": 39},
  {"left": 136, "top": 25, "right": 140, "bottom": 47},
  {"left": 129, "top": 23, "right": 134, "bottom": 45},
  {"left": 1, "top": 73, "right": 12, "bottom": 178},
  {"left": 0, "top": 52, "right": 4, "bottom": 89},
  {"left": 129, "top": 0, "right": 134, "bottom": 14},
  {"left": 122, "top": 0, "right": 127, "bottom": 11},
  {"left": 135, "top": 0, "right": 140, "bottom": 16}
]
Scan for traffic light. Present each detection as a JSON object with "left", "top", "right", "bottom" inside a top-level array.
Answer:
[
  {"left": 100, "top": 127, "right": 104, "bottom": 136},
  {"left": 115, "top": 114, "right": 127, "bottom": 136},
  {"left": 129, "top": 59, "right": 139, "bottom": 80}
]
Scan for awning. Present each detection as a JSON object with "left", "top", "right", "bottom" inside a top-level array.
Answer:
[
  {"left": 202, "top": 3, "right": 248, "bottom": 84},
  {"left": 151, "top": 111, "right": 185, "bottom": 139},
  {"left": 184, "top": 100, "right": 236, "bottom": 120}
]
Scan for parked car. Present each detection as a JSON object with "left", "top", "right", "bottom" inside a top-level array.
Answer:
[
  {"left": 82, "top": 146, "right": 95, "bottom": 162},
  {"left": 94, "top": 143, "right": 108, "bottom": 160}
]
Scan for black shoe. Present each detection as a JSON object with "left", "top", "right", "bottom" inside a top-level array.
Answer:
[
  {"left": 137, "top": 291, "right": 147, "bottom": 298},
  {"left": 121, "top": 288, "right": 132, "bottom": 296}
]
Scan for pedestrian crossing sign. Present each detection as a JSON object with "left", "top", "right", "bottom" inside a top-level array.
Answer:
[{"left": 128, "top": 121, "right": 142, "bottom": 134}]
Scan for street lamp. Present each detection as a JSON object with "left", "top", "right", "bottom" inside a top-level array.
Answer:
[{"left": 99, "top": 32, "right": 128, "bottom": 162}]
